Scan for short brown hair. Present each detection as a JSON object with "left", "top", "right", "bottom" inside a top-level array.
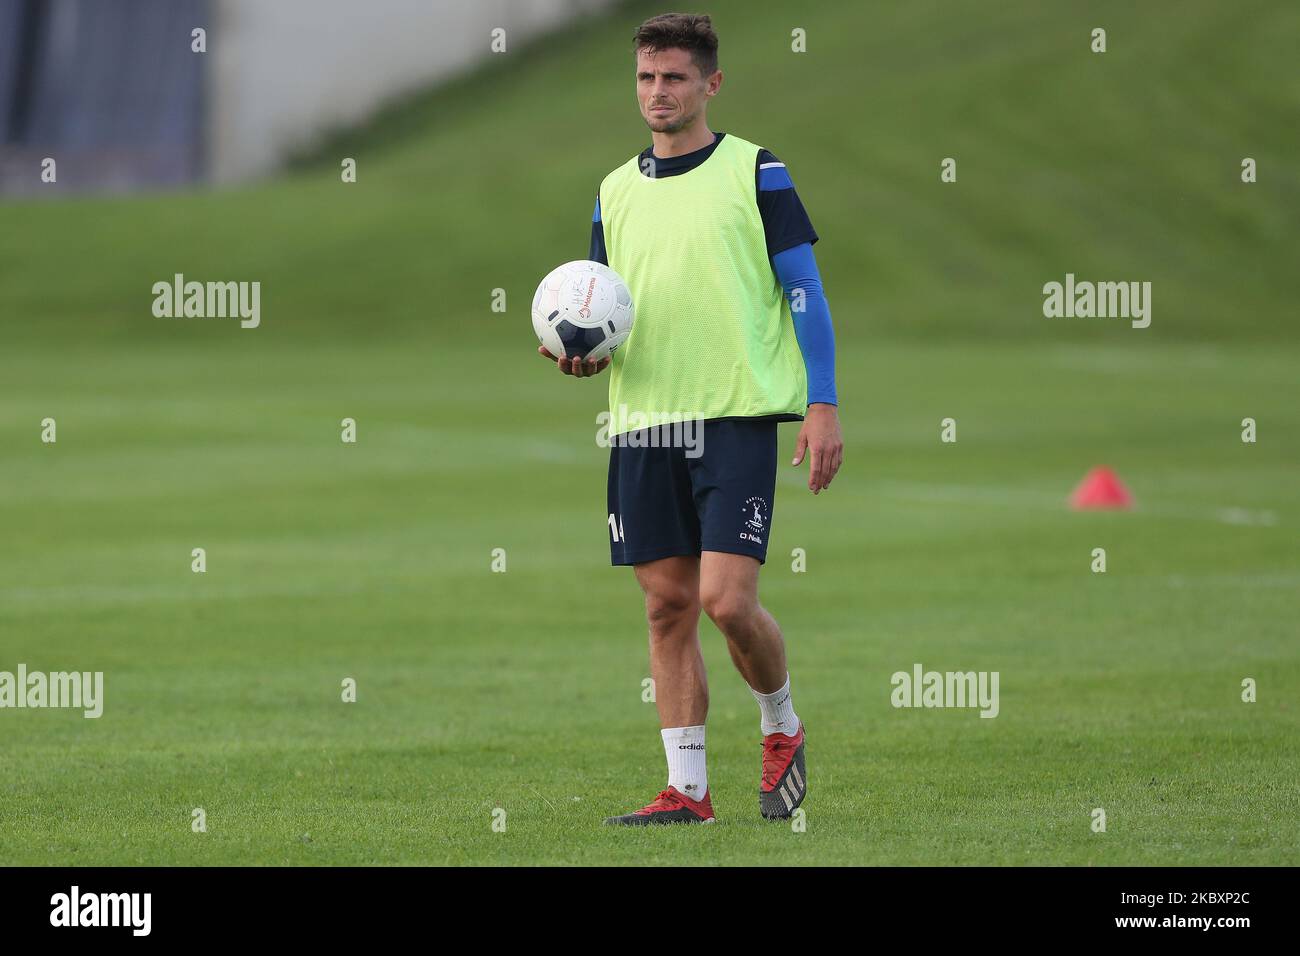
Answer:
[{"left": 633, "top": 13, "right": 719, "bottom": 78}]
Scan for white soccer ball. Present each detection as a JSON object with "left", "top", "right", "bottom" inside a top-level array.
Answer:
[{"left": 531, "top": 260, "right": 634, "bottom": 362}]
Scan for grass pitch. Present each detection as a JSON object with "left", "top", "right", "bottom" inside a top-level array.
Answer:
[
  {"left": 2, "top": 339, "right": 1295, "bottom": 865},
  {"left": 1, "top": 0, "right": 1297, "bottom": 864}
]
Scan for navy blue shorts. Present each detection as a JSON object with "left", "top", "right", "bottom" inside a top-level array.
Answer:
[{"left": 607, "top": 418, "right": 779, "bottom": 566}]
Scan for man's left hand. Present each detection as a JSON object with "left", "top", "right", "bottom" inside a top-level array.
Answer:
[{"left": 792, "top": 403, "right": 843, "bottom": 495}]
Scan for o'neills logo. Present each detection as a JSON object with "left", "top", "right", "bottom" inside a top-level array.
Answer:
[{"left": 578, "top": 276, "right": 596, "bottom": 319}]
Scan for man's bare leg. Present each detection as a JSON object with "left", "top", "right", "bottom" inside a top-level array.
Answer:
[
  {"left": 603, "top": 555, "right": 717, "bottom": 823},
  {"left": 634, "top": 555, "right": 706, "bottom": 727},
  {"left": 699, "top": 551, "right": 787, "bottom": 694},
  {"left": 700, "top": 550, "right": 806, "bottom": 819}
]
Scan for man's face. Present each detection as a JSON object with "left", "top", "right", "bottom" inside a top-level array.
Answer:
[{"left": 636, "top": 47, "right": 720, "bottom": 133}]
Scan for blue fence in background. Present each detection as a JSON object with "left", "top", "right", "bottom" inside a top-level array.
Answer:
[{"left": 0, "top": 0, "right": 208, "bottom": 194}]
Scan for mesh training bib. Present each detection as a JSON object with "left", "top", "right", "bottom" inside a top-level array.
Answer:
[{"left": 598, "top": 132, "right": 806, "bottom": 437}]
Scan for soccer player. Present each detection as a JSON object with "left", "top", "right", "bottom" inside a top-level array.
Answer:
[{"left": 538, "top": 12, "right": 842, "bottom": 824}]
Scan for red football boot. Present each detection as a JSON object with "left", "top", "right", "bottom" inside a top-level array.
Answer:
[
  {"left": 760, "top": 724, "right": 806, "bottom": 819},
  {"left": 604, "top": 786, "right": 716, "bottom": 825}
]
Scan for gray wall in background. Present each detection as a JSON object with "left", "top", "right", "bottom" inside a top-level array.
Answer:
[
  {"left": 207, "top": 0, "right": 621, "bottom": 184},
  {"left": 0, "top": 0, "right": 622, "bottom": 194}
]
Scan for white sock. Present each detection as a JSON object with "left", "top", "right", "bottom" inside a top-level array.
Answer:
[
  {"left": 661, "top": 725, "right": 707, "bottom": 800},
  {"left": 750, "top": 675, "right": 800, "bottom": 737}
]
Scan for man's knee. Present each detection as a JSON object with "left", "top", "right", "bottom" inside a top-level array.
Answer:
[
  {"left": 700, "top": 585, "right": 757, "bottom": 637},
  {"left": 644, "top": 582, "right": 699, "bottom": 633}
]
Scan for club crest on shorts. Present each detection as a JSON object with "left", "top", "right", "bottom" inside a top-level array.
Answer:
[{"left": 741, "top": 496, "right": 769, "bottom": 544}]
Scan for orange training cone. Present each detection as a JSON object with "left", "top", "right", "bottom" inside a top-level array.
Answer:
[{"left": 1070, "top": 466, "right": 1134, "bottom": 510}]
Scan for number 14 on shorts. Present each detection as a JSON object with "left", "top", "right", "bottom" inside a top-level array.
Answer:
[{"left": 608, "top": 513, "right": 625, "bottom": 543}]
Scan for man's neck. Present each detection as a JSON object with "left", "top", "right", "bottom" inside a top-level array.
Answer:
[{"left": 650, "top": 121, "right": 716, "bottom": 159}]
